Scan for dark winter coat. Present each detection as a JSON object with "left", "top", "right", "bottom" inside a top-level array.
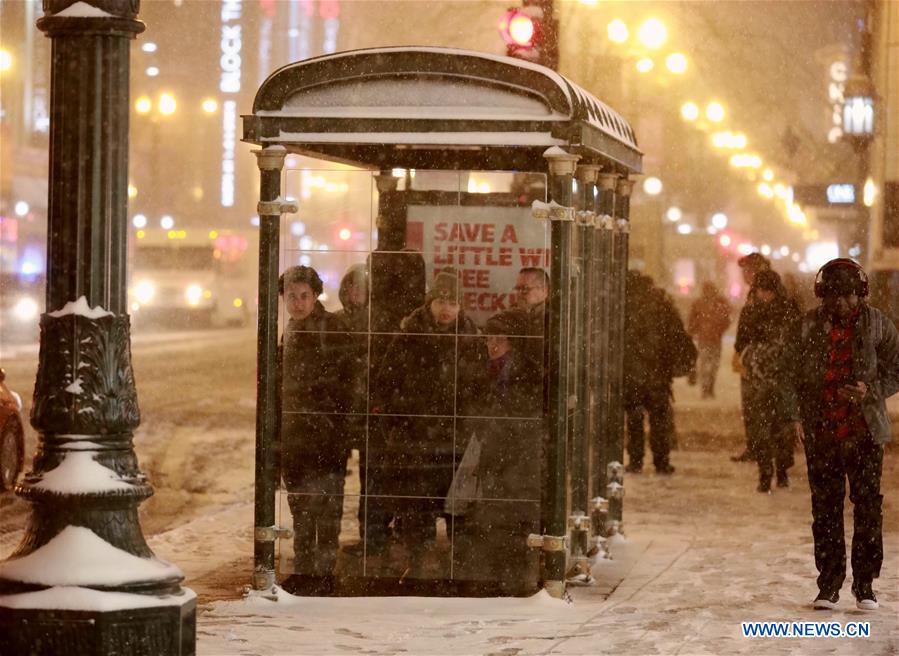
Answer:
[
  {"left": 469, "top": 349, "right": 543, "bottom": 509},
  {"left": 741, "top": 296, "right": 801, "bottom": 395},
  {"left": 373, "top": 305, "right": 484, "bottom": 504},
  {"left": 334, "top": 270, "right": 370, "bottom": 450},
  {"left": 624, "top": 285, "right": 693, "bottom": 393},
  {"left": 780, "top": 303, "right": 899, "bottom": 445},
  {"left": 280, "top": 302, "right": 357, "bottom": 487}
]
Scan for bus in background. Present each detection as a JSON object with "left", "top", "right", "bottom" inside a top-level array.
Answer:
[{"left": 129, "top": 228, "right": 256, "bottom": 328}]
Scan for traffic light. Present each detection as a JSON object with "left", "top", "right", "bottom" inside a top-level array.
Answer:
[{"left": 498, "top": 1, "right": 558, "bottom": 70}]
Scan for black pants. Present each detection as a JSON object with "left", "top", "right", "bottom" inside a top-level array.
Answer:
[
  {"left": 805, "top": 428, "right": 883, "bottom": 593},
  {"left": 625, "top": 385, "right": 673, "bottom": 469},
  {"left": 286, "top": 470, "right": 345, "bottom": 576},
  {"left": 744, "top": 386, "right": 792, "bottom": 485}
]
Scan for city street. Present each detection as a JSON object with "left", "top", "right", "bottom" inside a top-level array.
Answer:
[{"left": 2, "top": 332, "right": 897, "bottom": 654}]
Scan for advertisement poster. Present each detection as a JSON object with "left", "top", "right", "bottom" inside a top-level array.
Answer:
[{"left": 407, "top": 205, "right": 550, "bottom": 325}]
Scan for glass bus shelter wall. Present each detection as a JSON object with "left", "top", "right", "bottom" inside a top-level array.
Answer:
[{"left": 276, "top": 166, "right": 554, "bottom": 594}]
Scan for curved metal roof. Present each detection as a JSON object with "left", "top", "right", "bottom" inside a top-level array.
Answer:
[{"left": 244, "top": 47, "right": 641, "bottom": 172}]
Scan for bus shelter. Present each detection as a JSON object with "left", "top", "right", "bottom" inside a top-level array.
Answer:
[{"left": 242, "top": 47, "right": 642, "bottom": 598}]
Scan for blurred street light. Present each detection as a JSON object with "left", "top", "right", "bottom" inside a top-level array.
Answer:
[
  {"left": 0, "top": 49, "right": 12, "bottom": 72},
  {"left": 160, "top": 215, "right": 175, "bottom": 230},
  {"left": 643, "top": 176, "right": 663, "bottom": 195},
  {"left": 141, "top": 42, "right": 157, "bottom": 53},
  {"left": 705, "top": 101, "right": 725, "bottom": 122},
  {"left": 863, "top": 178, "right": 876, "bottom": 206},
  {"left": 607, "top": 19, "right": 629, "bottom": 43},
  {"left": 145, "top": 66, "right": 159, "bottom": 77},
  {"left": 14, "top": 201, "right": 29, "bottom": 216},
  {"left": 665, "top": 53, "right": 688, "bottom": 74},
  {"left": 127, "top": 184, "right": 138, "bottom": 199},
  {"left": 132, "top": 214, "right": 147, "bottom": 228},
  {"left": 681, "top": 102, "right": 699, "bottom": 121},
  {"left": 762, "top": 168, "right": 774, "bottom": 181},
  {"left": 676, "top": 223, "right": 692, "bottom": 235},
  {"left": 711, "top": 212, "right": 728, "bottom": 229},
  {"left": 636, "top": 57, "right": 654, "bottom": 73},
  {"left": 201, "top": 98, "right": 218, "bottom": 114},
  {"left": 666, "top": 206, "right": 682, "bottom": 222},
  {"left": 158, "top": 92, "right": 177, "bottom": 115},
  {"left": 842, "top": 75, "right": 874, "bottom": 136},
  {"left": 637, "top": 18, "right": 667, "bottom": 49},
  {"left": 135, "top": 96, "right": 152, "bottom": 114}
]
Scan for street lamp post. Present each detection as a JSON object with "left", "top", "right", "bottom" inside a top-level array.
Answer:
[{"left": 0, "top": 2, "right": 195, "bottom": 654}]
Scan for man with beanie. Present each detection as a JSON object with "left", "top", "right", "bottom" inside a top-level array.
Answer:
[
  {"left": 372, "top": 268, "right": 483, "bottom": 576},
  {"left": 780, "top": 259, "right": 899, "bottom": 611},
  {"left": 731, "top": 252, "right": 772, "bottom": 462}
]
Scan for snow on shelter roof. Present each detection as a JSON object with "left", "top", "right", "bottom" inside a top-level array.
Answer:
[{"left": 244, "top": 47, "right": 642, "bottom": 173}]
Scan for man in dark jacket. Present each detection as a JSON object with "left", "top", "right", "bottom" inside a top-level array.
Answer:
[
  {"left": 731, "top": 252, "right": 772, "bottom": 462},
  {"left": 373, "top": 269, "right": 483, "bottom": 575},
  {"left": 624, "top": 272, "right": 691, "bottom": 475},
  {"left": 780, "top": 259, "right": 899, "bottom": 611},
  {"left": 280, "top": 265, "right": 355, "bottom": 576}
]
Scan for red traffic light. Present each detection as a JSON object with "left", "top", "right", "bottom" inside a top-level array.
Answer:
[{"left": 499, "top": 9, "right": 536, "bottom": 47}]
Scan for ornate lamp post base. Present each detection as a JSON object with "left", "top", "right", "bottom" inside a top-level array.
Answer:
[
  {"left": 0, "top": 596, "right": 196, "bottom": 656},
  {"left": 0, "top": 1, "right": 195, "bottom": 652}
]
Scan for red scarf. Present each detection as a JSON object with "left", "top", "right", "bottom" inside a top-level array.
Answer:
[{"left": 821, "top": 307, "right": 866, "bottom": 440}]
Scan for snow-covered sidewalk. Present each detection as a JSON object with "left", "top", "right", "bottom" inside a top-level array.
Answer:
[
  {"left": 147, "top": 355, "right": 898, "bottom": 655},
  {"left": 168, "top": 442, "right": 896, "bottom": 655}
]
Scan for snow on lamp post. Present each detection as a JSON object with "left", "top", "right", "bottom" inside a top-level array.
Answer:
[{"left": 0, "top": 2, "right": 196, "bottom": 654}]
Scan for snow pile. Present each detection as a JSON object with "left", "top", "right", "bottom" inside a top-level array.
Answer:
[
  {"left": 53, "top": 1, "right": 113, "bottom": 18},
  {"left": 48, "top": 296, "right": 113, "bottom": 319},
  {"left": 64, "top": 377, "right": 84, "bottom": 394},
  {"left": 33, "top": 450, "right": 134, "bottom": 494},
  {"left": 0, "top": 586, "right": 195, "bottom": 611},
  {"left": 0, "top": 526, "right": 181, "bottom": 587}
]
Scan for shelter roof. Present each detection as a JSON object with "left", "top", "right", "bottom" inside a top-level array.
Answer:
[{"left": 244, "top": 47, "right": 641, "bottom": 173}]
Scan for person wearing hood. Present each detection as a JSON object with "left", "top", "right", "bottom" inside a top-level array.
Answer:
[
  {"left": 372, "top": 268, "right": 483, "bottom": 574},
  {"left": 739, "top": 269, "right": 800, "bottom": 493},
  {"left": 453, "top": 308, "right": 543, "bottom": 592},
  {"left": 334, "top": 264, "right": 375, "bottom": 555},
  {"left": 335, "top": 263, "right": 369, "bottom": 333},
  {"left": 279, "top": 265, "right": 355, "bottom": 577}
]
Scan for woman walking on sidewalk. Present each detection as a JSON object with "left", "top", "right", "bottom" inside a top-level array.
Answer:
[{"left": 739, "top": 270, "right": 799, "bottom": 492}]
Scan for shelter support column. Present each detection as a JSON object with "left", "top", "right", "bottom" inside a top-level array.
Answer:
[
  {"left": 607, "top": 177, "right": 634, "bottom": 532},
  {"left": 591, "top": 173, "right": 619, "bottom": 536},
  {"left": 253, "top": 145, "right": 297, "bottom": 592},
  {"left": 566, "top": 164, "right": 599, "bottom": 581},
  {"left": 540, "top": 147, "right": 579, "bottom": 598},
  {"left": 0, "top": 2, "right": 195, "bottom": 653}
]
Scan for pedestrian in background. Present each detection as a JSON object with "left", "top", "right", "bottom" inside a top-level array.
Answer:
[
  {"left": 738, "top": 270, "right": 799, "bottom": 492},
  {"left": 780, "top": 259, "right": 899, "bottom": 611},
  {"left": 688, "top": 282, "right": 732, "bottom": 399},
  {"left": 731, "top": 252, "right": 772, "bottom": 462},
  {"left": 624, "top": 272, "right": 693, "bottom": 475}
]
